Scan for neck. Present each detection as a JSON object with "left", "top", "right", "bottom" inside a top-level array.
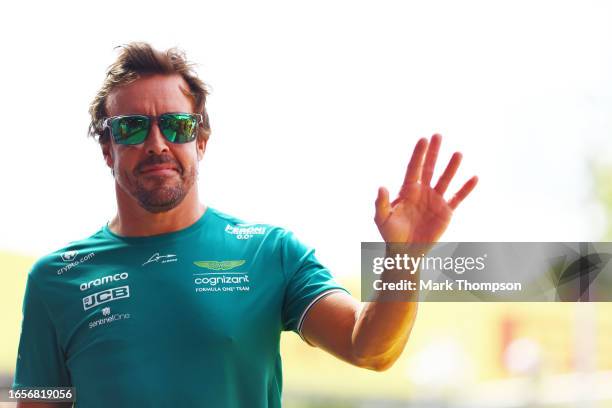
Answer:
[{"left": 109, "top": 183, "right": 206, "bottom": 237}]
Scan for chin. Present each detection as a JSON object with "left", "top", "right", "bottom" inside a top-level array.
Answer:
[
  {"left": 132, "top": 183, "right": 188, "bottom": 212},
  {"left": 142, "top": 194, "right": 187, "bottom": 213}
]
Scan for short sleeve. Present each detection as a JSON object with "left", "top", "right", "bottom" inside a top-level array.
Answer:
[
  {"left": 280, "top": 230, "right": 350, "bottom": 340},
  {"left": 13, "top": 275, "right": 71, "bottom": 388}
]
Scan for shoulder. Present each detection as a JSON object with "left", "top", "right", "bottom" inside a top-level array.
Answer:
[
  {"left": 28, "top": 228, "right": 109, "bottom": 283},
  {"left": 206, "top": 207, "right": 294, "bottom": 242},
  {"left": 206, "top": 208, "right": 316, "bottom": 281}
]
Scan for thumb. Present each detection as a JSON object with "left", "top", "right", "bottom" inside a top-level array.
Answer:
[{"left": 374, "top": 186, "right": 391, "bottom": 225}]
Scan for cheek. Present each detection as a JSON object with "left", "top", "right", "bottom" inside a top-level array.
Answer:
[
  {"left": 175, "top": 147, "right": 199, "bottom": 169},
  {"left": 112, "top": 149, "right": 141, "bottom": 173}
]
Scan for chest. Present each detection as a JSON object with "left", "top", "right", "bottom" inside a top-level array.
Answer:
[{"left": 56, "top": 247, "right": 286, "bottom": 365}]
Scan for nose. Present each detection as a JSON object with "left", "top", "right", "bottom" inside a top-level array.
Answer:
[{"left": 143, "top": 120, "right": 170, "bottom": 155}]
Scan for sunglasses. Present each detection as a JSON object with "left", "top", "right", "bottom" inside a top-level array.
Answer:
[{"left": 102, "top": 112, "right": 203, "bottom": 145}]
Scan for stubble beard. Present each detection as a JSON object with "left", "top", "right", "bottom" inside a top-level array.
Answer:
[{"left": 118, "top": 165, "right": 197, "bottom": 214}]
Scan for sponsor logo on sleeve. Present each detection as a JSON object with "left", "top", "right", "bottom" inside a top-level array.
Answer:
[
  {"left": 224, "top": 224, "right": 266, "bottom": 240},
  {"left": 61, "top": 250, "right": 79, "bottom": 262},
  {"left": 57, "top": 251, "right": 96, "bottom": 275}
]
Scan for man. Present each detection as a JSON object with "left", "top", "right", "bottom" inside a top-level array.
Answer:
[{"left": 13, "top": 42, "right": 477, "bottom": 407}]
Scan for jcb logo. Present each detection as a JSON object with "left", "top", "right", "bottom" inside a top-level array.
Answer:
[{"left": 83, "top": 286, "right": 130, "bottom": 311}]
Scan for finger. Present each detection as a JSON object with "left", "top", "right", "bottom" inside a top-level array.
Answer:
[
  {"left": 402, "top": 138, "right": 428, "bottom": 188},
  {"left": 374, "top": 186, "right": 391, "bottom": 225},
  {"left": 434, "top": 152, "right": 462, "bottom": 196},
  {"left": 421, "top": 134, "right": 442, "bottom": 187},
  {"left": 448, "top": 176, "right": 478, "bottom": 210}
]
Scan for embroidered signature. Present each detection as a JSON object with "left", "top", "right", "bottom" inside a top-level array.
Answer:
[{"left": 142, "top": 253, "right": 177, "bottom": 266}]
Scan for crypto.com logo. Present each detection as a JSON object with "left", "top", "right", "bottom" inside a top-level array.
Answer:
[
  {"left": 61, "top": 250, "right": 79, "bottom": 262},
  {"left": 56, "top": 252, "right": 96, "bottom": 275}
]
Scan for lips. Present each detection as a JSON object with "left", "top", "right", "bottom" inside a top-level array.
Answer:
[
  {"left": 140, "top": 164, "right": 176, "bottom": 173},
  {"left": 138, "top": 165, "right": 180, "bottom": 176},
  {"left": 136, "top": 155, "right": 182, "bottom": 176}
]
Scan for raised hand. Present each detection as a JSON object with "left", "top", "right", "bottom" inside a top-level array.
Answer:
[{"left": 374, "top": 134, "right": 478, "bottom": 244}]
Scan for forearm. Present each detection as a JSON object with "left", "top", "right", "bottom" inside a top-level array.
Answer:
[
  {"left": 352, "top": 301, "right": 418, "bottom": 370},
  {"left": 351, "top": 248, "right": 420, "bottom": 370}
]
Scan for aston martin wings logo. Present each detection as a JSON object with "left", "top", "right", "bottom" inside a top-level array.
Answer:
[{"left": 193, "top": 260, "right": 246, "bottom": 271}]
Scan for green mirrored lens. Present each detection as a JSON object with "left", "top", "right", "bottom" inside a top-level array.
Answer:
[
  {"left": 159, "top": 114, "right": 197, "bottom": 143},
  {"left": 111, "top": 116, "right": 150, "bottom": 145}
]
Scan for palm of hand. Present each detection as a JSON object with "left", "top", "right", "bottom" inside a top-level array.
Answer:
[
  {"left": 379, "top": 183, "right": 452, "bottom": 244},
  {"left": 374, "top": 134, "right": 478, "bottom": 245}
]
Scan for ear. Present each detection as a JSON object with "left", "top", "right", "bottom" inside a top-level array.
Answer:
[{"left": 196, "top": 137, "right": 207, "bottom": 161}]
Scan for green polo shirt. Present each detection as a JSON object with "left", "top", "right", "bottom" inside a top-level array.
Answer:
[{"left": 13, "top": 207, "right": 350, "bottom": 407}]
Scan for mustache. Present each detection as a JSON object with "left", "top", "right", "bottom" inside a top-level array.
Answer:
[{"left": 135, "top": 155, "right": 183, "bottom": 175}]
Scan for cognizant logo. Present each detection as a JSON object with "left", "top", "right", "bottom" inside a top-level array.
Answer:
[
  {"left": 194, "top": 275, "right": 250, "bottom": 286},
  {"left": 80, "top": 272, "right": 129, "bottom": 291}
]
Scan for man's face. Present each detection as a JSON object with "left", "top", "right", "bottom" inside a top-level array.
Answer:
[{"left": 103, "top": 74, "right": 206, "bottom": 213}]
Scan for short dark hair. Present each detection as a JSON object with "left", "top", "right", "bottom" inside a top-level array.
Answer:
[{"left": 88, "top": 42, "right": 211, "bottom": 144}]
